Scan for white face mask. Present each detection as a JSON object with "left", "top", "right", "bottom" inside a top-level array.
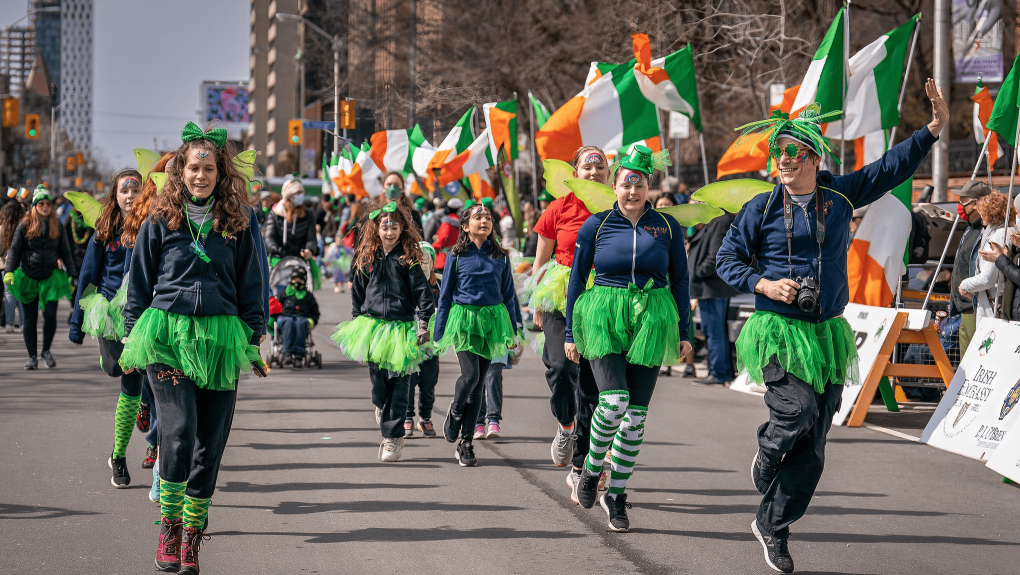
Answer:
[{"left": 292, "top": 193, "right": 306, "bottom": 205}]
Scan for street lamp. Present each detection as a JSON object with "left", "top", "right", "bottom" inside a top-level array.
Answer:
[{"left": 274, "top": 13, "right": 344, "bottom": 155}]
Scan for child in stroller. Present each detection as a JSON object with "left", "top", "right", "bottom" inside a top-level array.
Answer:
[{"left": 273, "top": 268, "right": 321, "bottom": 368}]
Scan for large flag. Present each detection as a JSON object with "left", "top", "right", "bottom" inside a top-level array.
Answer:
[
  {"left": 530, "top": 92, "right": 551, "bottom": 130},
  {"left": 790, "top": 7, "right": 845, "bottom": 118},
  {"left": 369, "top": 125, "right": 430, "bottom": 174},
  {"left": 334, "top": 142, "right": 384, "bottom": 199},
  {"left": 434, "top": 129, "right": 496, "bottom": 200},
  {"left": 716, "top": 85, "right": 800, "bottom": 178},
  {"left": 631, "top": 34, "right": 702, "bottom": 131},
  {"left": 321, "top": 155, "right": 334, "bottom": 197},
  {"left": 846, "top": 130, "right": 912, "bottom": 307},
  {"left": 972, "top": 82, "right": 1002, "bottom": 168},
  {"left": 483, "top": 100, "right": 518, "bottom": 161},
  {"left": 826, "top": 15, "right": 918, "bottom": 140},
  {"left": 987, "top": 52, "right": 1020, "bottom": 147}
]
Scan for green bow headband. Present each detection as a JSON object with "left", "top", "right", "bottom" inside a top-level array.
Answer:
[
  {"left": 32, "top": 186, "right": 52, "bottom": 206},
  {"left": 734, "top": 103, "right": 843, "bottom": 172},
  {"left": 369, "top": 201, "right": 398, "bottom": 220},
  {"left": 618, "top": 144, "right": 671, "bottom": 176},
  {"left": 181, "top": 122, "right": 228, "bottom": 149}
]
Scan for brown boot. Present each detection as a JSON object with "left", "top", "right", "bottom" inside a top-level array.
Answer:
[{"left": 179, "top": 525, "right": 209, "bottom": 575}]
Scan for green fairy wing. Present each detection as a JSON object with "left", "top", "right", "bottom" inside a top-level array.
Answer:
[
  {"left": 134, "top": 148, "right": 162, "bottom": 181},
  {"left": 654, "top": 204, "right": 725, "bottom": 227},
  {"left": 563, "top": 178, "right": 616, "bottom": 214},
  {"left": 541, "top": 159, "right": 574, "bottom": 199},
  {"left": 63, "top": 191, "right": 104, "bottom": 229},
  {"left": 233, "top": 149, "right": 257, "bottom": 184},
  {"left": 691, "top": 179, "right": 774, "bottom": 213},
  {"left": 150, "top": 173, "right": 168, "bottom": 195}
]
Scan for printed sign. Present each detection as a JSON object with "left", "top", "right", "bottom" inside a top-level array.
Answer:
[
  {"left": 985, "top": 420, "right": 1020, "bottom": 482},
  {"left": 921, "top": 318, "right": 1020, "bottom": 460},
  {"left": 952, "top": 0, "right": 1004, "bottom": 83},
  {"left": 669, "top": 112, "right": 690, "bottom": 139}
]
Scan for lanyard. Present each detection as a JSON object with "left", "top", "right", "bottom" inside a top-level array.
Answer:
[
  {"left": 185, "top": 205, "right": 213, "bottom": 263},
  {"left": 782, "top": 185, "right": 825, "bottom": 291}
]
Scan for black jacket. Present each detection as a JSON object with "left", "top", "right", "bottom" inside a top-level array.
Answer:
[
  {"left": 65, "top": 215, "right": 91, "bottom": 277},
  {"left": 125, "top": 215, "right": 265, "bottom": 345},
  {"left": 279, "top": 288, "right": 320, "bottom": 325},
  {"left": 4, "top": 221, "right": 77, "bottom": 280},
  {"left": 264, "top": 211, "right": 318, "bottom": 258},
  {"left": 688, "top": 213, "right": 739, "bottom": 300},
  {"left": 994, "top": 254, "right": 1020, "bottom": 322},
  {"left": 352, "top": 245, "right": 435, "bottom": 323}
]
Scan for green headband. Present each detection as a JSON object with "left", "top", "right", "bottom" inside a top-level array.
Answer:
[
  {"left": 734, "top": 103, "right": 843, "bottom": 172},
  {"left": 419, "top": 241, "right": 436, "bottom": 260},
  {"left": 32, "top": 186, "right": 51, "bottom": 206},
  {"left": 369, "top": 201, "right": 398, "bottom": 220},
  {"left": 181, "top": 122, "right": 228, "bottom": 149}
]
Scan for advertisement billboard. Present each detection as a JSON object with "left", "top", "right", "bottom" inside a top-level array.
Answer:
[
  {"left": 952, "top": 0, "right": 1004, "bottom": 83},
  {"left": 200, "top": 81, "right": 249, "bottom": 139}
]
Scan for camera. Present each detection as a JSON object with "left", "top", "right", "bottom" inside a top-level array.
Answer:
[{"left": 794, "top": 276, "right": 820, "bottom": 312}]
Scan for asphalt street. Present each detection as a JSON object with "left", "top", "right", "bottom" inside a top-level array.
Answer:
[{"left": 1, "top": 291, "right": 1017, "bottom": 575}]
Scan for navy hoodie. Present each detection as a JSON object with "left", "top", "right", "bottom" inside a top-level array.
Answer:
[
  {"left": 432, "top": 240, "right": 522, "bottom": 342},
  {"left": 716, "top": 126, "right": 938, "bottom": 323},
  {"left": 565, "top": 203, "right": 691, "bottom": 344},
  {"left": 69, "top": 233, "right": 128, "bottom": 344}
]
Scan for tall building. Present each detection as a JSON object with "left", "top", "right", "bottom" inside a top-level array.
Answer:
[
  {"left": 33, "top": 0, "right": 60, "bottom": 100},
  {"left": 57, "top": 0, "right": 93, "bottom": 153},
  {"left": 0, "top": 26, "right": 35, "bottom": 98}
]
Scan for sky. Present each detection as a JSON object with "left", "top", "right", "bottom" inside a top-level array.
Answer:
[{"left": 1, "top": 0, "right": 249, "bottom": 171}]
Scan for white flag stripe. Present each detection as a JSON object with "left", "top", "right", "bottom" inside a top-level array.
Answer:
[
  {"left": 825, "top": 36, "right": 890, "bottom": 140},
  {"left": 578, "top": 71, "right": 625, "bottom": 152},
  {"left": 634, "top": 56, "right": 696, "bottom": 116},
  {"left": 790, "top": 57, "right": 828, "bottom": 113}
]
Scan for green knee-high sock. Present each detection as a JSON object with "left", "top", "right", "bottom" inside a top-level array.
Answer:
[
  {"left": 607, "top": 405, "right": 647, "bottom": 496},
  {"left": 160, "top": 480, "right": 187, "bottom": 521},
  {"left": 112, "top": 393, "right": 141, "bottom": 458},
  {"left": 585, "top": 390, "right": 630, "bottom": 474},
  {"left": 183, "top": 496, "right": 211, "bottom": 530}
]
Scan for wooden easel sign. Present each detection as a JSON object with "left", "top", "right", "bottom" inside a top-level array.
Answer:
[{"left": 833, "top": 304, "right": 902, "bottom": 426}]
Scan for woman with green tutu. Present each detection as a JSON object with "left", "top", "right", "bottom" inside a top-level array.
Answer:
[
  {"left": 331, "top": 198, "right": 433, "bottom": 463},
  {"left": 3, "top": 186, "right": 76, "bottom": 370},
  {"left": 68, "top": 169, "right": 145, "bottom": 489},
  {"left": 433, "top": 202, "right": 523, "bottom": 467},
  {"left": 120, "top": 122, "right": 267, "bottom": 574},
  {"left": 564, "top": 146, "right": 692, "bottom": 532}
]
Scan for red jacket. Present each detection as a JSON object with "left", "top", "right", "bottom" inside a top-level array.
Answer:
[{"left": 432, "top": 214, "right": 460, "bottom": 270}]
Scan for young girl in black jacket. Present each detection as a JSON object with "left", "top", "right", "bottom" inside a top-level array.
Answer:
[
  {"left": 332, "top": 198, "right": 434, "bottom": 463},
  {"left": 3, "top": 186, "right": 76, "bottom": 369}
]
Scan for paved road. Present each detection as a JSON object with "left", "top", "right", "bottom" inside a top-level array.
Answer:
[{"left": 1, "top": 292, "right": 1017, "bottom": 574}]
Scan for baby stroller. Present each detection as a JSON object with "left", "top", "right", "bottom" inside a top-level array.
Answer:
[{"left": 266, "top": 256, "right": 322, "bottom": 369}]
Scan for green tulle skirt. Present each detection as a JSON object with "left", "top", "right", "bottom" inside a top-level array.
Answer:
[
  {"left": 120, "top": 308, "right": 262, "bottom": 391},
  {"left": 8, "top": 268, "right": 71, "bottom": 305},
  {"left": 434, "top": 304, "right": 516, "bottom": 360},
  {"left": 736, "top": 311, "right": 860, "bottom": 393},
  {"left": 529, "top": 262, "right": 571, "bottom": 314},
  {"left": 78, "top": 284, "right": 127, "bottom": 341},
  {"left": 331, "top": 315, "right": 423, "bottom": 375},
  {"left": 571, "top": 282, "right": 681, "bottom": 368}
]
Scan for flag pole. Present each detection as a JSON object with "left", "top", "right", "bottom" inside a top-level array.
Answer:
[
  {"left": 698, "top": 133, "right": 710, "bottom": 186},
  {"left": 513, "top": 91, "right": 520, "bottom": 197},
  {"left": 993, "top": 121, "right": 1020, "bottom": 315},
  {"left": 888, "top": 16, "right": 921, "bottom": 145},
  {"left": 691, "top": 45, "right": 710, "bottom": 186},
  {"left": 529, "top": 91, "right": 538, "bottom": 201},
  {"left": 840, "top": 1, "right": 850, "bottom": 175}
]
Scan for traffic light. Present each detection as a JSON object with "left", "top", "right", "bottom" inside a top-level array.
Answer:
[
  {"left": 25, "top": 114, "right": 40, "bottom": 139},
  {"left": 340, "top": 99, "right": 356, "bottom": 130},
  {"left": 288, "top": 119, "right": 302, "bottom": 145},
  {"left": 1, "top": 97, "right": 18, "bottom": 128},
  {"left": 66, "top": 156, "right": 76, "bottom": 171},
  {"left": 76, "top": 152, "right": 85, "bottom": 166}
]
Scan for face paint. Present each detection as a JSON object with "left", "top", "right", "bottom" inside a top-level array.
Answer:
[
  {"left": 623, "top": 171, "right": 643, "bottom": 185},
  {"left": 472, "top": 205, "right": 490, "bottom": 218},
  {"left": 583, "top": 152, "right": 605, "bottom": 165},
  {"left": 793, "top": 152, "right": 810, "bottom": 164},
  {"left": 379, "top": 216, "right": 399, "bottom": 229},
  {"left": 197, "top": 150, "right": 209, "bottom": 159},
  {"left": 120, "top": 177, "right": 141, "bottom": 190}
]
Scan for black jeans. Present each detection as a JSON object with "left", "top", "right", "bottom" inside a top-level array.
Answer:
[
  {"left": 476, "top": 362, "right": 504, "bottom": 424},
  {"left": 406, "top": 355, "right": 439, "bottom": 420},
  {"left": 142, "top": 374, "right": 159, "bottom": 447},
  {"left": 590, "top": 353, "right": 660, "bottom": 407},
  {"left": 756, "top": 368, "right": 842, "bottom": 538},
  {"left": 453, "top": 351, "right": 491, "bottom": 441},
  {"left": 22, "top": 299, "right": 57, "bottom": 357},
  {"left": 147, "top": 363, "right": 237, "bottom": 499},
  {"left": 370, "top": 362, "right": 411, "bottom": 438},
  {"left": 543, "top": 311, "right": 600, "bottom": 468}
]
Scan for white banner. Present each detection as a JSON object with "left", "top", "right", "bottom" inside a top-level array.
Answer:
[
  {"left": 986, "top": 414, "right": 1020, "bottom": 482},
  {"left": 921, "top": 318, "right": 1020, "bottom": 460}
]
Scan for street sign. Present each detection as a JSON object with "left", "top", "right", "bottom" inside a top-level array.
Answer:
[
  {"left": 302, "top": 121, "right": 335, "bottom": 130},
  {"left": 288, "top": 119, "right": 302, "bottom": 145},
  {"left": 1, "top": 97, "right": 18, "bottom": 127},
  {"left": 669, "top": 112, "right": 690, "bottom": 139},
  {"left": 340, "top": 100, "right": 356, "bottom": 130},
  {"left": 25, "top": 114, "right": 40, "bottom": 139}
]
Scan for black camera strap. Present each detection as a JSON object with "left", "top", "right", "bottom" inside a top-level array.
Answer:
[{"left": 782, "top": 185, "right": 826, "bottom": 300}]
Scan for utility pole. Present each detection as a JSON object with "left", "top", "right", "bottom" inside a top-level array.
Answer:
[
  {"left": 932, "top": 0, "right": 951, "bottom": 202},
  {"left": 409, "top": 0, "right": 416, "bottom": 127}
]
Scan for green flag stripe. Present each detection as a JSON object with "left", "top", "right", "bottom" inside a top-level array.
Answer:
[
  {"left": 601, "top": 59, "right": 660, "bottom": 147},
  {"left": 662, "top": 45, "right": 702, "bottom": 132},
  {"left": 814, "top": 7, "right": 845, "bottom": 115},
  {"left": 873, "top": 15, "right": 919, "bottom": 129},
  {"left": 988, "top": 52, "right": 1020, "bottom": 147}
]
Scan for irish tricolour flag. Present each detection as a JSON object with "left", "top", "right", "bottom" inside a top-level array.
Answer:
[{"left": 790, "top": 8, "right": 845, "bottom": 118}]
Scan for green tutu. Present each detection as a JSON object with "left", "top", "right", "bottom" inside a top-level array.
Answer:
[
  {"left": 736, "top": 311, "right": 860, "bottom": 393},
  {"left": 572, "top": 280, "right": 681, "bottom": 368},
  {"left": 530, "top": 262, "right": 571, "bottom": 313},
  {"left": 434, "top": 304, "right": 516, "bottom": 360},
  {"left": 78, "top": 285, "right": 127, "bottom": 341},
  {"left": 8, "top": 268, "right": 71, "bottom": 305},
  {"left": 331, "top": 315, "right": 423, "bottom": 375},
  {"left": 120, "top": 308, "right": 262, "bottom": 391}
]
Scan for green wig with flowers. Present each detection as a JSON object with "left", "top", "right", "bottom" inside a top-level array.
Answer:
[{"left": 734, "top": 103, "right": 843, "bottom": 172}]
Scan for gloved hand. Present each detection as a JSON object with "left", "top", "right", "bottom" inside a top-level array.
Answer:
[
  {"left": 269, "top": 245, "right": 282, "bottom": 258},
  {"left": 3, "top": 272, "right": 13, "bottom": 285},
  {"left": 416, "top": 318, "right": 430, "bottom": 346},
  {"left": 307, "top": 318, "right": 315, "bottom": 329}
]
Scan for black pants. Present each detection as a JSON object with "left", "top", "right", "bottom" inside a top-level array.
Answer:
[
  {"left": 370, "top": 362, "right": 411, "bottom": 438},
  {"left": 590, "top": 353, "right": 660, "bottom": 406},
  {"left": 453, "top": 351, "right": 491, "bottom": 441},
  {"left": 756, "top": 368, "right": 842, "bottom": 538},
  {"left": 98, "top": 337, "right": 144, "bottom": 395},
  {"left": 22, "top": 299, "right": 57, "bottom": 358},
  {"left": 476, "top": 362, "right": 504, "bottom": 424},
  {"left": 147, "top": 363, "right": 237, "bottom": 499},
  {"left": 406, "top": 355, "right": 439, "bottom": 420},
  {"left": 142, "top": 374, "right": 159, "bottom": 447},
  {"left": 543, "top": 311, "right": 600, "bottom": 468}
]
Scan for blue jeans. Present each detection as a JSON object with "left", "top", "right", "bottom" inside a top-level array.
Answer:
[
  {"left": 699, "top": 297, "right": 732, "bottom": 381},
  {"left": 3, "top": 291, "right": 23, "bottom": 325},
  {"left": 278, "top": 314, "right": 308, "bottom": 357}
]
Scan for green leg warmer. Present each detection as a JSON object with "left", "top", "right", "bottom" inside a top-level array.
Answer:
[
  {"left": 585, "top": 390, "right": 630, "bottom": 474},
  {"left": 607, "top": 406, "right": 648, "bottom": 496},
  {"left": 112, "top": 393, "right": 141, "bottom": 459},
  {"left": 183, "top": 496, "right": 211, "bottom": 530},
  {"left": 159, "top": 479, "right": 187, "bottom": 521}
]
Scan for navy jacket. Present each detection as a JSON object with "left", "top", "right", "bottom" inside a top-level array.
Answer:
[
  {"left": 125, "top": 209, "right": 265, "bottom": 345},
  {"left": 716, "top": 126, "right": 938, "bottom": 323},
  {"left": 565, "top": 203, "right": 691, "bottom": 344},
  {"left": 433, "top": 241, "right": 522, "bottom": 342},
  {"left": 69, "top": 233, "right": 128, "bottom": 344}
]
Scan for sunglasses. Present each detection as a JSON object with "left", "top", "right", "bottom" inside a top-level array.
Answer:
[
  {"left": 769, "top": 143, "right": 808, "bottom": 159},
  {"left": 36, "top": 201, "right": 52, "bottom": 207},
  {"left": 959, "top": 196, "right": 976, "bottom": 206}
]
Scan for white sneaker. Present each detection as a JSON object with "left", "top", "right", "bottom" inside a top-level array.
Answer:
[
  {"left": 375, "top": 407, "right": 383, "bottom": 425},
  {"left": 379, "top": 437, "right": 403, "bottom": 462},
  {"left": 4, "top": 325, "right": 12, "bottom": 333}
]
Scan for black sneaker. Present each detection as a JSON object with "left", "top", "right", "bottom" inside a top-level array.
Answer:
[
  {"left": 283, "top": 354, "right": 294, "bottom": 366},
  {"left": 455, "top": 440, "right": 477, "bottom": 467},
  {"left": 752, "top": 519, "right": 794, "bottom": 573},
  {"left": 680, "top": 364, "right": 696, "bottom": 377},
  {"left": 41, "top": 350, "right": 56, "bottom": 368},
  {"left": 574, "top": 468, "right": 600, "bottom": 509},
  {"left": 293, "top": 355, "right": 304, "bottom": 368},
  {"left": 443, "top": 400, "right": 462, "bottom": 443},
  {"left": 25, "top": 356, "right": 38, "bottom": 370},
  {"left": 692, "top": 375, "right": 730, "bottom": 387},
  {"left": 108, "top": 454, "right": 131, "bottom": 488},
  {"left": 600, "top": 493, "right": 631, "bottom": 532},
  {"left": 752, "top": 450, "right": 780, "bottom": 494}
]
